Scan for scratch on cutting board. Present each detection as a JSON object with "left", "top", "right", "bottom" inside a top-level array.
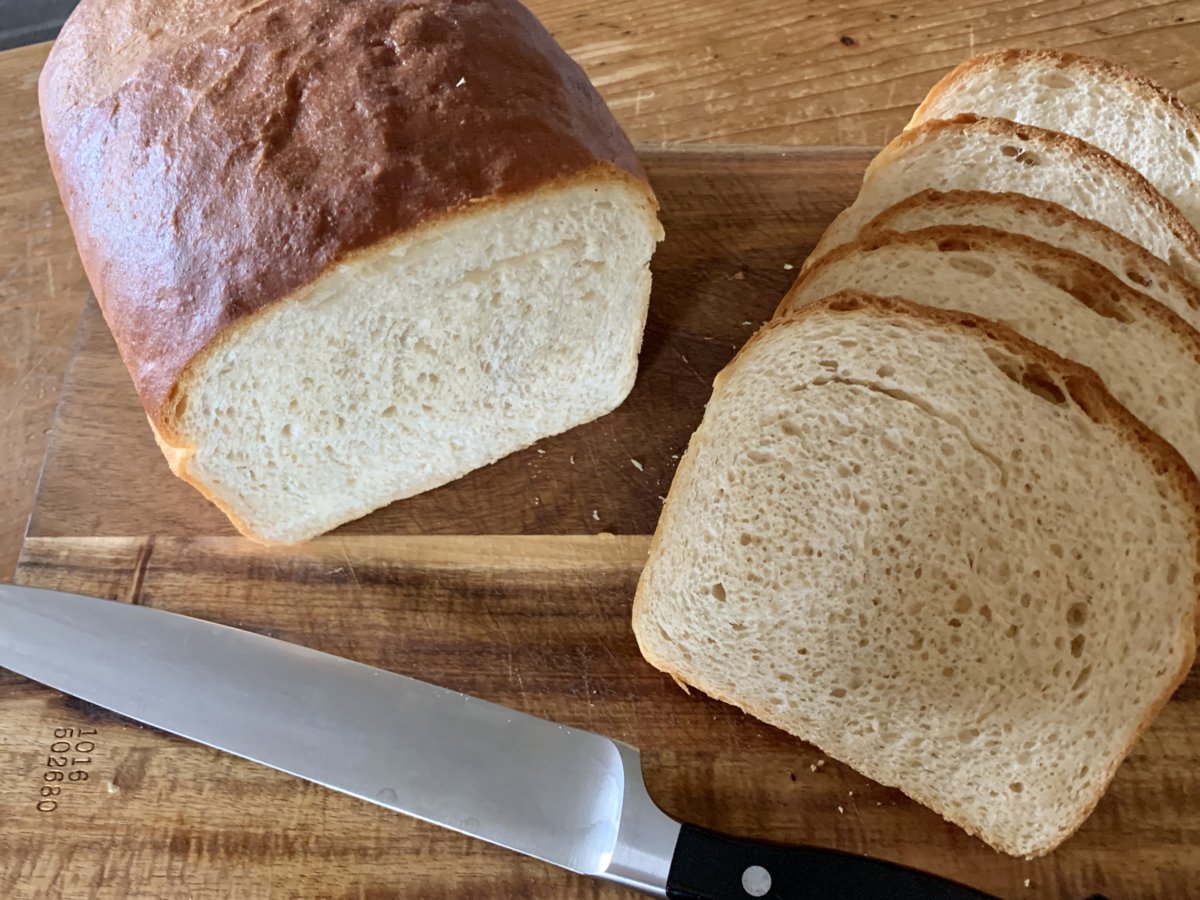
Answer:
[
  {"left": 670, "top": 339, "right": 708, "bottom": 387},
  {"left": 337, "top": 542, "right": 363, "bottom": 591},
  {"left": 127, "top": 537, "right": 155, "bottom": 606}
]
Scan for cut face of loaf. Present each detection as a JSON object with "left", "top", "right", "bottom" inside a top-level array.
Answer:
[
  {"left": 908, "top": 48, "right": 1200, "bottom": 233},
  {"left": 863, "top": 189, "right": 1200, "bottom": 335},
  {"left": 633, "top": 292, "right": 1200, "bottom": 857},
  {"left": 157, "top": 176, "right": 660, "bottom": 543},
  {"left": 780, "top": 226, "right": 1200, "bottom": 475},
  {"left": 803, "top": 115, "right": 1200, "bottom": 288}
]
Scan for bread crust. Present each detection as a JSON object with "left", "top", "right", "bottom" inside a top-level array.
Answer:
[
  {"left": 862, "top": 189, "right": 1200, "bottom": 314},
  {"left": 803, "top": 114, "right": 1200, "bottom": 271},
  {"left": 782, "top": 224, "right": 1200, "bottom": 376},
  {"left": 39, "top": 0, "right": 655, "bottom": 425},
  {"left": 910, "top": 47, "right": 1200, "bottom": 148},
  {"left": 633, "top": 290, "right": 1200, "bottom": 857}
]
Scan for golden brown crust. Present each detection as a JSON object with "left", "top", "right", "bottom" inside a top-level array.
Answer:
[
  {"left": 40, "top": 0, "right": 652, "bottom": 423},
  {"left": 910, "top": 47, "right": 1200, "bottom": 142},
  {"left": 863, "top": 189, "right": 1200, "bottom": 304},
  {"left": 634, "top": 289, "right": 1200, "bottom": 857}
]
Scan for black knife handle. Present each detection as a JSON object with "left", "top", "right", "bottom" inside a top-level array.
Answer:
[{"left": 665, "top": 823, "right": 998, "bottom": 899}]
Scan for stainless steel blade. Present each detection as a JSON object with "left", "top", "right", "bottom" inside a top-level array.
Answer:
[{"left": 0, "top": 584, "right": 679, "bottom": 894}]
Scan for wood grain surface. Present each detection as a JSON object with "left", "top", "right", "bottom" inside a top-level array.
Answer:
[
  {"left": 5, "top": 2, "right": 1200, "bottom": 577},
  {"left": 5, "top": 149, "right": 1200, "bottom": 900}
]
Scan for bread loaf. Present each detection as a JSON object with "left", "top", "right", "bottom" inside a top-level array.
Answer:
[
  {"left": 633, "top": 291, "right": 1200, "bottom": 856},
  {"left": 803, "top": 115, "right": 1200, "bottom": 287},
  {"left": 779, "top": 226, "right": 1200, "bottom": 474},
  {"left": 40, "top": 0, "right": 662, "bottom": 543},
  {"left": 908, "top": 48, "right": 1200, "bottom": 233},
  {"left": 862, "top": 190, "right": 1200, "bottom": 334}
]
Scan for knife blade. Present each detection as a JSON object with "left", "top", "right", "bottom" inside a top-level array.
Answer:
[{"left": 0, "top": 584, "right": 994, "bottom": 899}]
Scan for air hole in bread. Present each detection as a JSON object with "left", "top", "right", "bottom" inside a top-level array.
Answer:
[
  {"left": 954, "top": 594, "right": 972, "bottom": 613},
  {"left": 1020, "top": 365, "right": 1067, "bottom": 405},
  {"left": 1000, "top": 144, "right": 1021, "bottom": 157},
  {"left": 1071, "top": 635, "right": 1087, "bottom": 660},
  {"left": 947, "top": 255, "right": 997, "bottom": 277},
  {"left": 1066, "top": 602, "right": 1088, "bottom": 627},
  {"left": 711, "top": 582, "right": 727, "bottom": 602},
  {"left": 984, "top": 349, "right": 1067, "bottom": 406},
  {"left": 818, "top": 359, "right": 839, "bottom": 371},
  {"left": 1040, "top": 72, "right": 1076, "bottom": 90},
  {"left": 1063, "top": 375, "right": 1105, "bottom": 424},
  {"left": 826, "top": 294, "right": 864, "bottom": 312},
  {"left": 1032, "top": 264, "right": 1134, "bottom": 324},
  {"left": 381, "top": 404, "right": 397, "bottom": 418},
  {"left": 1071, "top": 664, "right": 1092, "bottom": 692},
  {"left": 1009, "top": 782, "right": 1024, "bottom": 794},
  {"left": 1124, "top": 268, "right": 1152, "bottom": 288},
  {"left": 1167, "top": 248, "right": 1190, "bottom": 279},
  {"left": 1182, "top": 147, "right": 1196, "bottom": 167},
  {"left": 957, "top": 727, "right": 980, "bottom": 743},
  {"left": 1167, "top": 561, "right": 1180, "bottom": 585},
  {"left": 936, "top": 238, "right": 973, "bottom": 253},
  {"left": 166, "top": 385, "right": 187, "bottom": 420},
  {"left": 876, "top": 364, "right": 895, "bottom": 378}
]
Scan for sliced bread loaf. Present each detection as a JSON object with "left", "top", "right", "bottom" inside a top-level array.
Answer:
[
  {"left": 780, "top": 226, "right": 1200, "bottom": 474},
  {"left": 40, "top": 0, "right": 662, "bottom": 543},
  {"left": 862, "top": 190, "right": 1200, "bottom": 334},
  {"left": 803, "top": 115, "right": 1200, "bottom": 288},
  {"left": 908, "top": 48, "right": 1200, "bottom": 232},
  {"left": 633, "top": 291, "right": 1200, "bottom": 857}
]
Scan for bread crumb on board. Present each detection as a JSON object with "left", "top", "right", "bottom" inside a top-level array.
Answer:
[
  {"left": 810, "top": 758, "right": 826, "bottom": 772},
  {"left": 592, "top": 510, "right": 600, "bottom": 521},
  {"left": 630, "top": 458, "right": 644, "bottom": 471},
  {"left": 783, "top": 263, "right": 794, "bottom": 270}
]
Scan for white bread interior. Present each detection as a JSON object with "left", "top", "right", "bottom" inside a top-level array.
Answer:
[
  {"left": 157, "top": 175, "right": 662, "bottom": 543},
  {"left": 633, "top": 292, "right": 1200, "bottom": 858}
]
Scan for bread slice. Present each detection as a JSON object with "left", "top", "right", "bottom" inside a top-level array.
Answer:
[
  {"left": 633, "top": 291, "right": 1200, "bottom": 857},
  {"left": 862, "top": 189, "right": 1200, "bottom": 335},
  {"left": 908, "top": 48, "right": 1200, "bottom": 232},
  {"left": 155, "top": 176, "right": 660, "bottom": 543},
  {"left": 803, "top": 115, "right": 1200, "bottom": 288},
  {"left": 779, "top": 226, "right": 1200, "bottom": 475}
]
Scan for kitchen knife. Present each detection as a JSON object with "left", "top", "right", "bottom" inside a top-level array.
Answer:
[{"left": 0, "top": 584, "right": 994, "bottom": 899}]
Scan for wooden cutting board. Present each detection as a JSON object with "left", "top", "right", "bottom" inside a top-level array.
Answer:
[{"left": 4, "top": 147, "right": 1199, "bottom": 900}]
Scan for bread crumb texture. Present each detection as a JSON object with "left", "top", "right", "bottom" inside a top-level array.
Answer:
[{"left": 634, "top": 294, "right": 1200, "bottom": 857}]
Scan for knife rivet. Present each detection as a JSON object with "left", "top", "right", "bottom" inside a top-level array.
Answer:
[{"left": 741, "top": 864, "right": 771, "bottom": 896}]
